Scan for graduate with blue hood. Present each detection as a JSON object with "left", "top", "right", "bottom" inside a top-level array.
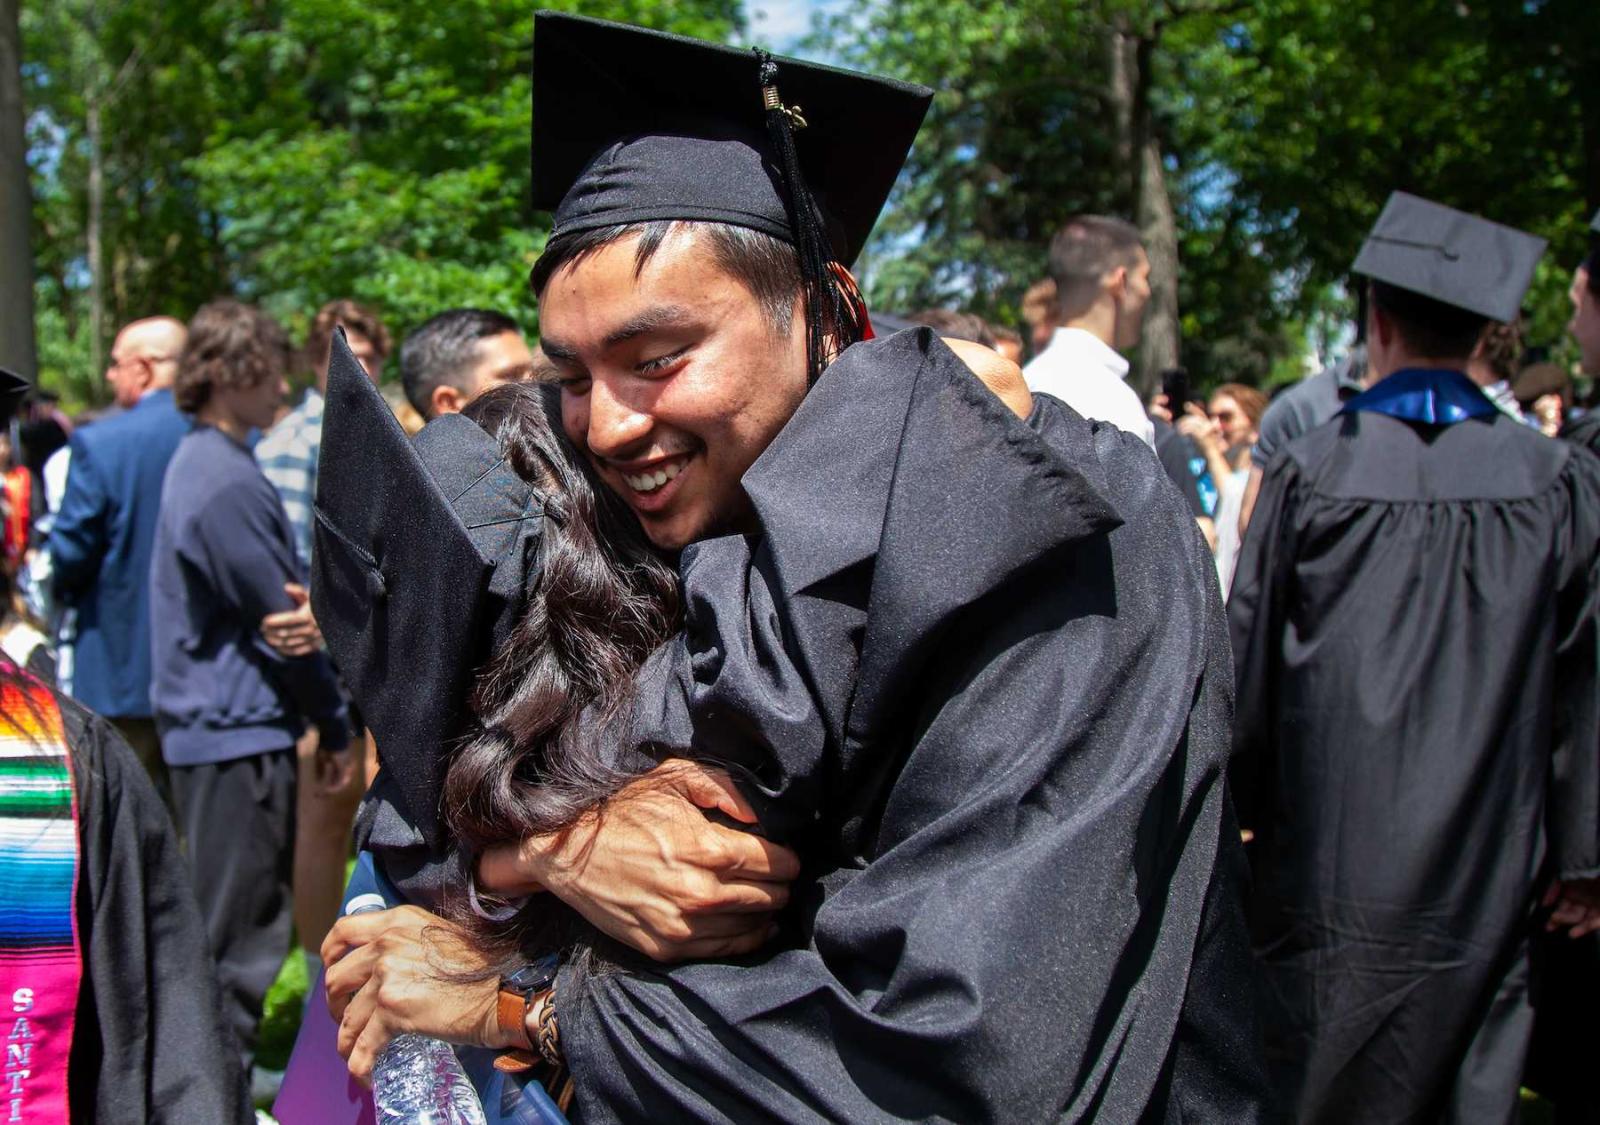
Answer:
[
  {"left": 314, "top": 12, "right": 1267, "bottom": 1122},
  {"left": 1230, "top": 193, "right": 1600, "bottom": 1122}
]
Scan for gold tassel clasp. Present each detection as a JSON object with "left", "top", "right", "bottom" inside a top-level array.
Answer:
[{"left": 761, "top": 85, "right": 808, "bottom": 131}]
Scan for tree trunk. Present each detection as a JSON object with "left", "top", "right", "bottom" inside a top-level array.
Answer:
[
  {"left": 87, "top": 89, "right": 104, "bottom": 381},
  {"left": 1134, "top": 129, "right": 1181, "bottom": 396},
  {"left": 1106, "top": 24, "right": 1137, "bottom": 214},
  {"left": 1105, "top": 23, "right": 1179, "bottom": 398},
  {"left": 0, "top": 0, "right": 36, "bottom": 380}
]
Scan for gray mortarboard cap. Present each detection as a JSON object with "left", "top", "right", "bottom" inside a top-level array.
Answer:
[
  {"left": 532, "top": 10, "right": 932, "bottom": 267},
  {"left": 1352, "top": 191, "right": 1546, "bottom": 323},
  {"left": 1591, "top": 208, "right": 1599, "bottom": 234},
  {"left": 311, "top": 331, "right": 545, "bottom": 850}
]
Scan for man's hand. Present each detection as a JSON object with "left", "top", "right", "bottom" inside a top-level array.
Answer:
[
  {"left": 477, "top": 761, "right": 801, "bottom": 962},
  {"left": 313, "top": 742, "right": 362, "bottom": 798},
  {"left": 261, "top": 582, "right": 322, "bottom": 657},
  {"left": 322, "top": 906, "right": 511, "bottom": 1085},
  {"left": 296, "top": 726, "right": 362, "bottom": 799},
  {"left": 943, "top": 338, "right": 1032, "bottom": 420},
  {"left": 1545, "top": 878, "right": 1600, "bottom": 939}
]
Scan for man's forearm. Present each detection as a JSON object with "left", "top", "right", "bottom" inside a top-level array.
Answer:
[{"left": 258, "top": 642, "right": 350, "bottom": 749}]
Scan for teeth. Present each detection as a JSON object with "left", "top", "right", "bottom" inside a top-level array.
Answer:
[{"left": 624, "top": 459, "right": 684, "bottom": 493}]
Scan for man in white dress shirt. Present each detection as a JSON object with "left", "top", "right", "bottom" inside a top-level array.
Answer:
[{"left": 1023, "top": 215, "right": 1156, "bottom": 448}]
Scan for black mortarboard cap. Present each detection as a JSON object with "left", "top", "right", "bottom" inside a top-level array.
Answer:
[
  {"left": 0, "top": 370, "right": 27, "bottom": 426},
  {"left": 532, "top": 10, "right": 932, "bottom": 267},
  {"left": 311, "top": 331, "right": 545, "bottom": 850},
  {"left": 1352, "top": 192, "right": 1546, "bottom": 323}
]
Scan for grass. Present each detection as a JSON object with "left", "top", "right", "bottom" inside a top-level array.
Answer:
[
  {"left": 1521, "top": 1089, "right": 1555, "bottom": 1123},
  {"left": 257, "top": 948, "right": 312, "bottom": 1073}
]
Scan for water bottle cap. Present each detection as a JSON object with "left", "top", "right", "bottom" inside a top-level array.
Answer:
[{"left": 345, "top": 893, "right": 388, "bottom": 915}]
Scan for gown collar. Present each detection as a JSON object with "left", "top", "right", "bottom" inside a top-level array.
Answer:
[
  {"left": 738, "top": 327, "right": 1122, "bottom": 600},
  {"left": 1340, "top": 367, "right": 1498, "bottom": 426}
]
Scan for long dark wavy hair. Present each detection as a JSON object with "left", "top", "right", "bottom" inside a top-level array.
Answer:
[{"left": 441, "top": 381, "right": 679, "bottom": 958}]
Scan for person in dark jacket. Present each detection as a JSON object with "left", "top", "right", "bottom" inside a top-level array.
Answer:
[
  {"left": 150, "top": 299, "right": 353, "bottom": 1072},
  {"left": 49, "top": 316, "right": 190, "bottom": 799}
]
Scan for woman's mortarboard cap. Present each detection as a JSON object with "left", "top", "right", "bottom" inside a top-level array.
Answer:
[
  {"left": 531, "top": 10, "right": 933, "bottom": 267},
  {"left": 1351, "top": 192, "right": 1546, "bottom": 324},
  {"left": 311, "top": 331, "right": 544, "bottom": 849}
]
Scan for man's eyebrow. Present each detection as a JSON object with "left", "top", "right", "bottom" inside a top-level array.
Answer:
[
  {"left": 602, "top": 304, "right": 695, "bottom": 348},
  {"left": 540, "top": 338, "right": 579, "bottom": 363},
  {"left": 538, "top": 305, "right": 695, "bottom": 365}
]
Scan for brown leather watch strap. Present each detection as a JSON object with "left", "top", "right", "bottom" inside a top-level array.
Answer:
[
  {"left": 496, "top": 988, "right": 534, "bottom": 1052},
  {"left": 493, "top": 1048, "right": 540, "bottom": 1075}
]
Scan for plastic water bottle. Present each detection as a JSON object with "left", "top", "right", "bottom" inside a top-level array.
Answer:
[{"left": 345, "top": 893, "right": 489, "bottom": 1125}]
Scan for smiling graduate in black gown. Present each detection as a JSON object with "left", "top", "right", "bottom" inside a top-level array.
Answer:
[{"left": 313, "top": 13, "right": 1271, "bottom": 1122}]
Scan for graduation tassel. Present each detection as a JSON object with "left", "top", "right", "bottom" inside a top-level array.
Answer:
[{"left": 755, "top": 49, "right": 861, "bottom": 381}]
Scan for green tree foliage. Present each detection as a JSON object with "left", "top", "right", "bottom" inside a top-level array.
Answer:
[
  {"left": 822, "top": 0, "right": 1114, "bottom": 313},
  {"left": 821, "top": 0, "right": 1304, "bottom": 389},
  {"left": 1186, "top": 0, "right": 1599, "bottom": 365},
  {"left": 22, "top": 0, "right": 738, "bottom": 407},
  {"left": 21, "top": 1, "right": 1596, "bottom": 405},
  {"left": 822, "top": 0, "right": 1598, "bottom": 390}
]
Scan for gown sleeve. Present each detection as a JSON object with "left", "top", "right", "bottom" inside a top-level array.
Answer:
[
  {"left": 63, "top": 704, "right": 251, "bottom": 1124},
  {"left": 1546, "top": 450, "right": 1600, "bottom": 881},
  {"left": 1225, "top": 450, "right": 1304, "bottom": 833}
]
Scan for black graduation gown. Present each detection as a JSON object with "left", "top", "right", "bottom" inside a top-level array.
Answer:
[
  {"left": 1228, "top": 404, "right": 1600, "bottom": 1124},
  {"left": 557, "top": 329, "right": 1268, "bottom": 1123},
  {"left": 1561, "top": 409, "right": 1600, "bottom": 458},
  {"left": 58, "top": 697, "right": 251, "bottom": 1123},
  {"left": 1522, "top": 417, "right": 1600, "bottom": 1118}
]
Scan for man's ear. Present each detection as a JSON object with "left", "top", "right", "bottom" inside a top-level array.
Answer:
[
  {"left": 1105, "top": 266, "right": 1127, "bottom": 301},
  {"left": 430, "top": 383, "right": 465, "bottom": 417}
]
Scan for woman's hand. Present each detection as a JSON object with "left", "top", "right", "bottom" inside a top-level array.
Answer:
[
  {"left": 1175, "top": 401, "right": 1221, "bottom": 452},
  {"left": 322, "top": 905, "right": 514, "bottom": 1085},
  {"left": 478, "top": 760, "right": 801, "bottom": 962}
]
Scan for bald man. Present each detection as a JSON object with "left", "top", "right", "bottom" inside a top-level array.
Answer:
[
  {"left": 51, "top": 316, "right": 193, "bottom": 798},
  {"left": 104, "top": 317, "right": 186, "bottom": 409}
]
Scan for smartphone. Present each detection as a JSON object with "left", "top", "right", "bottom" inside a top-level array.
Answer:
[{"left": 1160, "top": 367, "right": 1191, "bottom": 413}]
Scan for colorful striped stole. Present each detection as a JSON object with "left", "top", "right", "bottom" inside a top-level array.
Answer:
[{"left": 0, "top": 680, "right": 81, "bottom": 1124}]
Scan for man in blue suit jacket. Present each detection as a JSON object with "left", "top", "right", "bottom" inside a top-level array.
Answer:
[{"left": 50, "top": 316, "right": 190, "bottom": 797}]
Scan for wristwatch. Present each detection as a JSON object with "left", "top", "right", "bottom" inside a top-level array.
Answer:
[{"left": 496, "top": 957, "right": 560, "bottom": 1064}]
